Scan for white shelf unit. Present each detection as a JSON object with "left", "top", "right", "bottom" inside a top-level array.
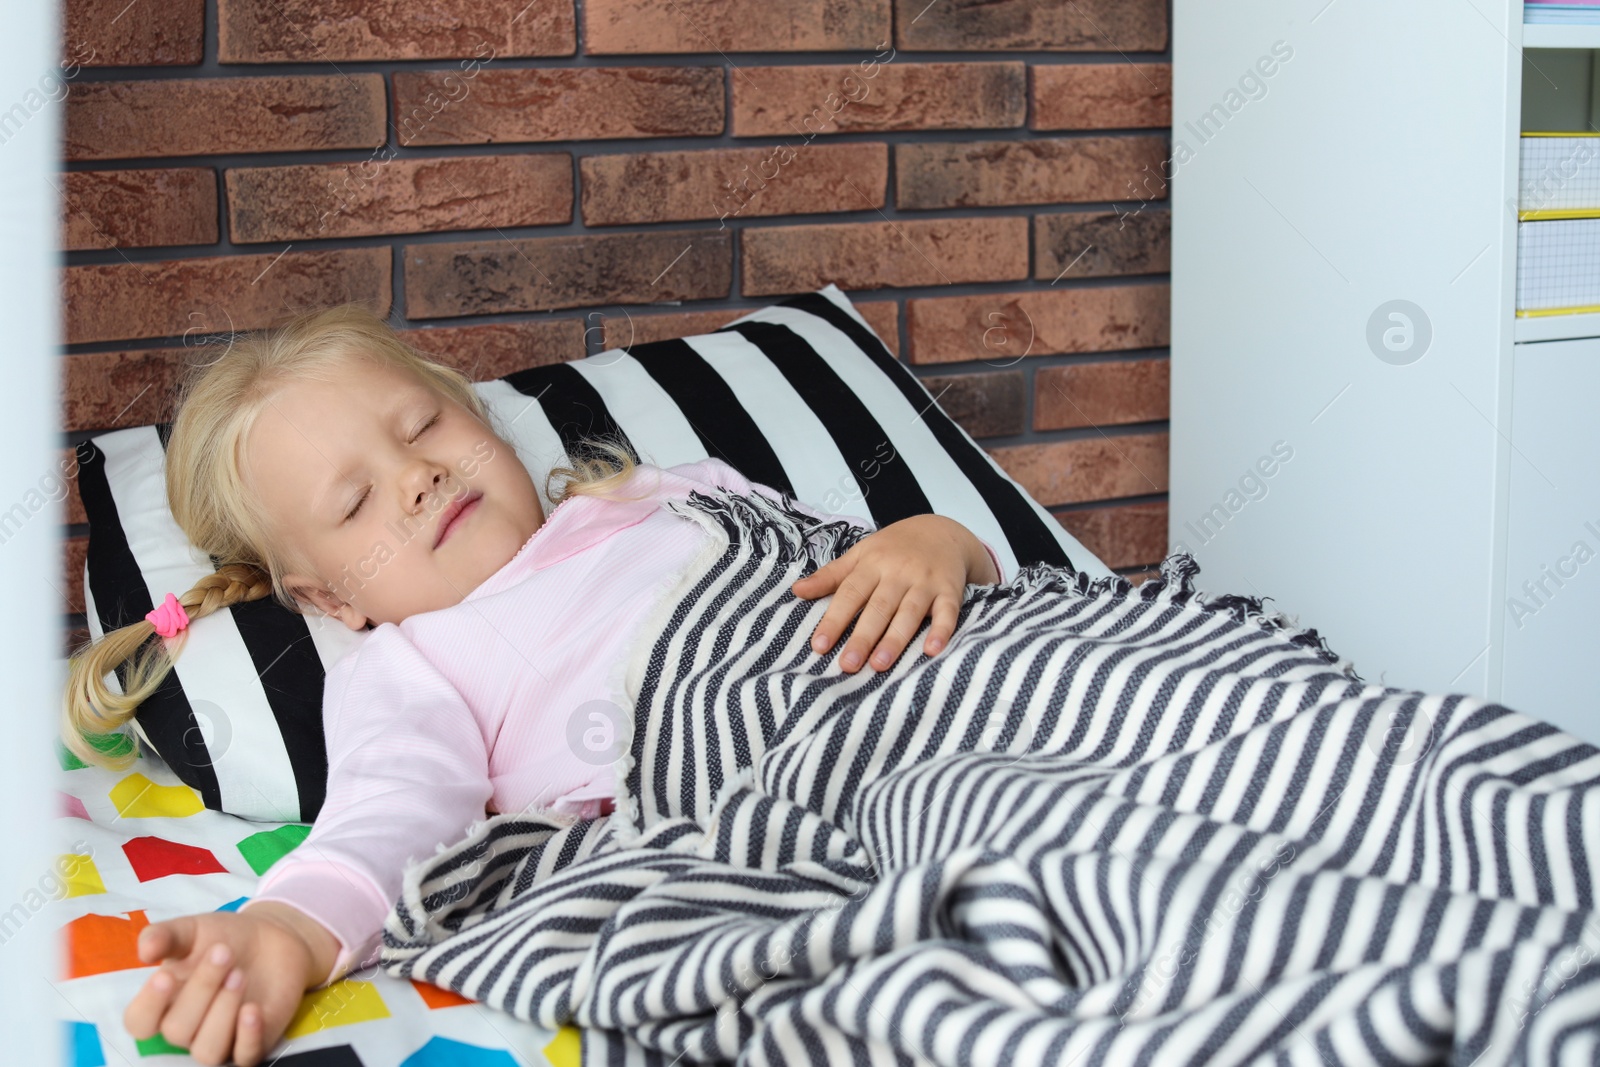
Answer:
[
  {"left": 1514, "top": 309, "right": 1600, "bottom": 342},
  {"left": 1170, "top": 0, "right": 1599, "bottom": 746},
  {"left": 1524, "top": 23, "right": 1600, "bottom": 49}
]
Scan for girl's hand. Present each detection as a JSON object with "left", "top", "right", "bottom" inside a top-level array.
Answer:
[
  {"left": 123, "top": 902, "right": 339, "bottom": 1066},
  {"left": 791, "top": 513, "right": 997, "bottom": 673}
]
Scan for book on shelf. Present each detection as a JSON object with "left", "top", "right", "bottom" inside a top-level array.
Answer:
[
  {"left": 1517, "top": 133, "right": 1600, "bottom": 316},
  {"left": 1525, "top": 4, "right": 1600, "bottom": 25}
]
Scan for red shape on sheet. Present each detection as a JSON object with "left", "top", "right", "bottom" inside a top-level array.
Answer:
[
  {"left": 123, "top": 836, "right": 228, "bottom": 881},
  {"left": 64, "top": 909, "right": 150, "bottom": 979},
  {"left": 58, "top": 791, "right": 91, "bottom": 820},
  {"left": 411, "top": 979, "right": 473, "bottom": 1009}
]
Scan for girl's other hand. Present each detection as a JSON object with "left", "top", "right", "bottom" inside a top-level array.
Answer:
[
  {"left": 123, "top": 903, "right": 338, "bottom": 1066},
  {"left": 791, "top": 514, "right": 995, "bottom": 673}
]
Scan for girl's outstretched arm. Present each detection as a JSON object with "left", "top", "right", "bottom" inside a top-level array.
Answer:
[
  {"left": 121, "top": 623, "right": 494, "bottom": 1062},
  {"left": 122, "top": 901, "right": 336, "bottom": 1066}
]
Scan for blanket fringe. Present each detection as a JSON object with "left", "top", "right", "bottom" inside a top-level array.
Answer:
[
  {"left": 970, "top": 549, "right": 1365, "bottom": 683},
  {"left": 665, "top": 486, "right": 878, "bottom": 575}
]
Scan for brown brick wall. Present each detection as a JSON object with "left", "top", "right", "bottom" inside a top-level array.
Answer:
[{"left": 60, "top": 0, "right": 1173, "bottom": 650}]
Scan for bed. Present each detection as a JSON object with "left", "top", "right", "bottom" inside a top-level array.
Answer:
[
  {"left": 60, "top": 286, "right": 1122, "bottom": 1065},
  {"left": 64, "top": 285, "right": 1598, "bottom": 1065}
]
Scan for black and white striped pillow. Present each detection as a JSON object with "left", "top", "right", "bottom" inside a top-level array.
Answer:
[{"left": 77, "top": 284, "right": 1111, "bottom": 822}]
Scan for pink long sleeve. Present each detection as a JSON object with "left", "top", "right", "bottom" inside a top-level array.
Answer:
[{"left": 243, "top": 626, "right": 493, "bottom": 985}]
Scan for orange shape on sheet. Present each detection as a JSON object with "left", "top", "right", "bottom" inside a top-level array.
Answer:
[
  {"left": 283, "top": 979, "right": 389, "bottom": 1038},
  {"left": 411, "top": 979, "right": 472, "bottom": 1009},
  {"left": 64, "top": 909, "right": 150, "bottom": 979}
]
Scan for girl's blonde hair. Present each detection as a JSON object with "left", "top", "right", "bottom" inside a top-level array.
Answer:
[{"left": 63, "top": 302, "right": 639, "bottom": 769}]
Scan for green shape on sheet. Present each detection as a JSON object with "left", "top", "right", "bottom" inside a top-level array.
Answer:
[
  {"left": 134, "top": 1032, "right": 186, "bottom": 1056},
  {"left": 237, "top": 824, "right": 312, "bottom": 875},
  {"left": 57, "top": 732, "right": 135, "bottom": 771}
]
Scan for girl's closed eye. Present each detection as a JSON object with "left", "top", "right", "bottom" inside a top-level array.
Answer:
[{"left": 341, "top": 412, "right": 441, "bottom": 524}]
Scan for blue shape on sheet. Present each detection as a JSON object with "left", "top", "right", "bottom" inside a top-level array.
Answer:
[
  {"left": 63, "top": 1021, "right": 104, "bottom": 1067},
  {"left": 399, "top": 1036, "right": 518, "bottom": 1067},
  {"left": 216, "top": 896, "right": 249, "bottom": 912}
]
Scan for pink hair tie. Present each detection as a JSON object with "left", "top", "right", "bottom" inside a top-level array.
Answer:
[{"left": 145, "top": 592, "right": 190, "bottom": 638}]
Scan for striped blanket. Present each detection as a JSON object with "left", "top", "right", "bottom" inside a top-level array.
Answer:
[{"left": 381, "top": 485, "right": 1600, "bottom": 1066}]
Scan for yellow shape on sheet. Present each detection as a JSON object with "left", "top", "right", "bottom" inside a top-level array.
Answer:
[
  {"left": 59, "top": 853, "right": 105, "bottom": 897},
  {"left": 109, "top": 773, "right": 203, "bottom": 818},
  {"left": 542, "top": 1025, "right": 582, "bottom": 1067},
  {"left": 283, "top": 979, "right": 390, "bottom": 1039}
]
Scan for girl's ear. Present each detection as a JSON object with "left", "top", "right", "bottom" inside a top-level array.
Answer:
[{"left": 284, "top": 574, "right": 371, "bottom": 632}]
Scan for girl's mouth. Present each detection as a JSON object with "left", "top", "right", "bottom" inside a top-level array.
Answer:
[{"left": 434, "top": 491, "right": 482, "bottom": 548}]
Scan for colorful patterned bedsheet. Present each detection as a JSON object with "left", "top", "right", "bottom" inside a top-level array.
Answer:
[{"left": 49, "top": 740, "right": 574, "bottom": 1067}]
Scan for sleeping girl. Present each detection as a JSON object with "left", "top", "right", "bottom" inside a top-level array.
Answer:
[{"left": 60, "top": 304, "right": 1006, "bottom": 1067}]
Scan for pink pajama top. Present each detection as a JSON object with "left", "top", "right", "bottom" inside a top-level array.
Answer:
[{"left": 243, "top": 457, "right": 1005, "bottom": 983}]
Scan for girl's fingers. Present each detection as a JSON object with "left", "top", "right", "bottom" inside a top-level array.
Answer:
[
  {"left": 232, "top": 1003, "right": 266, "bottom": 1067},
  {"left": 792, "top": 556, "right": 846, "bottom": 601},
  {"left": 158, "top": 941, "right": 235, "bottom": 1050},
  {"left": 137, "top": 917, "right": 194, "bottom": 965},
  {"left": 868, "top": 590, "right": 936, "bottom": 672},
  {"left": 186, "top": 968, "right": 245, "bottom": 1067},
  {"left": 811, "top": 570, "right": 875, "bottom": 659},
  {"left": 923, "top": 594, "right": 960, "bottom": 657},
  {"left": 124, "top": 966, "right": 181, "bottom": 1040},
  {"left": 838, "top": 583, "right": 905, "bottom": 673}
]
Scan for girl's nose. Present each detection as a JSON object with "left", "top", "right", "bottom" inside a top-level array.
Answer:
[{"left": 411, "top": 467, "right": 448, "bottom": 510}]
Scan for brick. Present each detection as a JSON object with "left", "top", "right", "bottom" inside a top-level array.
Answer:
[
  {"left": 584, "top": 0, "right": 890, "bottom": 54},
  {"left": 598, "top": 299, "right": 899, "bottom": 355},
  {"left": 732, "top": 63, "right": 1024, "bottom": 137},
  {"left": 227, "top": 153, "right": 572, "bottom": 243},
  {"left": 988, "top": 433, "right": 1168, "bottom": 507},
  {"left": 742, "top": 217, "right": 1028, "bottom": 296},
  {"left": 64, "top": 0, "right": 203, "bottom": 66},
  {"left": 1056, "top": 501, "right": 1168, "bottom": 570},
  {"left": 856, "top": 300, "right": 901, "bottom": 357},
  {"left": 63, "top": 247, "right": 391, "bottom": 345},
  {"left": 62, "top": 348, "right": 187, "bottom": 431},
  {"left": 63, "top": 448, "right": 87, "bottom": 525},
  {"left": 60, "top": 319, "right": 585, "bottom": 433},
  {"left": 64, "top": 536, "right": 88, "bottom": 615},
  {"left": 581, "top": 143, "right": 886, "bottom": 226},
  {"left": 1034, "top": 359, "right": 1169, "bottom": 431},
  {"left": 65, "top": 75, "right": 386, "bottom": 162},
  {"left": 64, "top": 169, "right": 218, "bottom": 251},
  {"left": 894, "top": 0, "right": 1166, "bottom": 52},
  {"left": 907, "top": 284, "right": 1169, "bottom": 365},
  {"left": 1031, "top": 63, "right": 1171, "bottom": 130},
  {"left": 398, "top": 320, "right": 588, "bottom": 380},
  {"left": 404, "top": 229, "right": 731, "bottom": 318},
  {"left": 218, "top": 0, "right": 574, "bottom": 62},
  {"left": 918, "top": 370, "right": 1025, "bottom": 439},
  {"left": 391, "top": 67, "right": 723, "bottom": 146},
  {"left": 895, "top": 136, "right": 1167, "bottom": 209},
  {"left": 1035, "top": 209, "right": 1170, "bottom": 282}
]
